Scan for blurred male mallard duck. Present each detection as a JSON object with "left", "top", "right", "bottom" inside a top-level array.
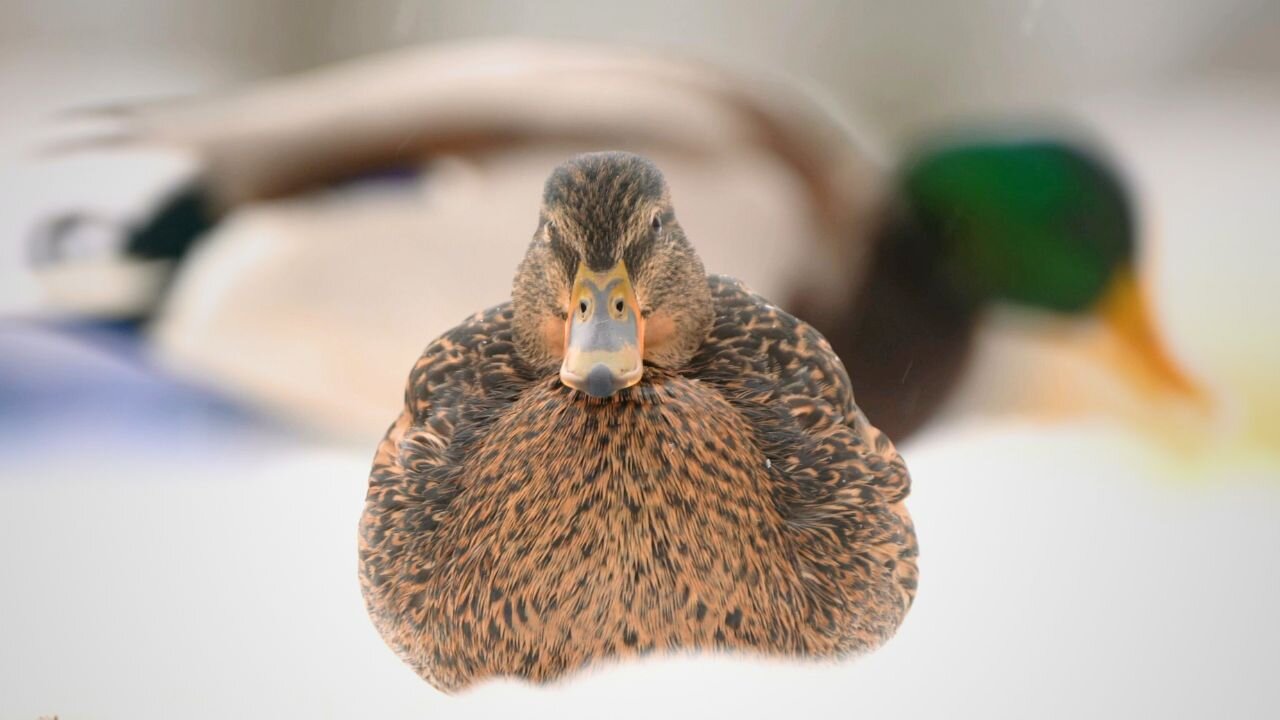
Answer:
[
  {"left": 358, "top": 152, "right": 917, "bottom": 690},
  {"left": 791, "top": 135, "right": 1203, "bottom": 440}
]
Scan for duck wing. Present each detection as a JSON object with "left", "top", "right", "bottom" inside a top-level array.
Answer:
[
  {"left": 691, "top": 274, "right": 918, "bottom": 650},
  {"left": 358, "top": 302, "right": 530, "bottom": 681}
]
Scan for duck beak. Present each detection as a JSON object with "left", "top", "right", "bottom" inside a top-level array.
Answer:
[
  {"left": 1096, "top": 266, "right": 1203, "bottom": 402},
  {"left": 560, "top": 261, "right": 644, "bottom": 398}
]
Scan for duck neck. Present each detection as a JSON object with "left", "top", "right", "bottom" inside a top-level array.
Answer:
[{"left": 834, "top": 203, "right": 981, "bottom": 440}]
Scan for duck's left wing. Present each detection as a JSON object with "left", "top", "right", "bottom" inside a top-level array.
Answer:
[{"left": 691, "top": 274, "right": 918, "bottom": 650}]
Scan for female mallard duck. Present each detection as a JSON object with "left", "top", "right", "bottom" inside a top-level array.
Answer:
[{"left": 358, "top": 151, "right": 917, "bottom": 691}]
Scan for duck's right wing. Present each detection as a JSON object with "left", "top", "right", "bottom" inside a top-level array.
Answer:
[{"left": 358, "top": 301, "right": 528, "bottom": 674}]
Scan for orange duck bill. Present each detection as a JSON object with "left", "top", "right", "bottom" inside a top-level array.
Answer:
[{"left": 559, "top": 260, "right": 645, "bottom": 398}]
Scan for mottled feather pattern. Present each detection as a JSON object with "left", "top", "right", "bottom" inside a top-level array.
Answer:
[{"left": 359, "top": 276, "right": 917, "bottom": 691}]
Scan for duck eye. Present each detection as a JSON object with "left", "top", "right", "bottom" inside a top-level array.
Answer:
[{"left": 651, "top": 215, "right": 662, "bottom": 232}]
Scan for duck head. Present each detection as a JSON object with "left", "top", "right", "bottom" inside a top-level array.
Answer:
[
  {"left": 899, "top": 137, "right": 1200, "bottom": 400},
  {"left": 512, "top": 152, "right": 714, "bottom": 398}
]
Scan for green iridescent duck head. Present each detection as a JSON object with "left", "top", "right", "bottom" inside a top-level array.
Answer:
[
  {"left": 808, "top": 134, "right": 1202, "bottom": 440},
  {"left": 902, "top": 139, "right": 1131, "bottom": 312},
  {"left": 897, "top": 136, "right": 1197, "bottom": 398}
]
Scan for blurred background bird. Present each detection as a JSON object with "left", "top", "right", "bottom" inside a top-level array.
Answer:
[
  {"left": 2, "top": 3, "right": 1278, "bottom": 719},
  {"left": 25, "top": 40, "right": 1216, "bottom": 450},
  {"left": 26, "top": 40, "right": 881, "bottom": 443}
]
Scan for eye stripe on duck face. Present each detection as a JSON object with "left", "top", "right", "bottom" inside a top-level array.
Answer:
[
  {"left": 545, "top": 210, "right": 668, "bottom": 284},
  {"left": 620, "top": 207, "right": 674, "bottom": 280},
  {"left": 545, "top": 194, "right": 675, "bottom": 272},
  {"left": 542, "top": 219, "right": 579, "bottom": 285}
]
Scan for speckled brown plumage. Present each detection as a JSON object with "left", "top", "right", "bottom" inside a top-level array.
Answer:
[{"left": 359, "top": 153, "right": 917, "bottom": 691}]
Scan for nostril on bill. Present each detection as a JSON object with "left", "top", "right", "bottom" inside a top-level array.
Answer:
[{"left": 585, "top": 364, "right": 615, "bottom": 398}]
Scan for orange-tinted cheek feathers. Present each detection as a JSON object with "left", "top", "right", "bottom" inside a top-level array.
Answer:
[
  {"left": 642, "top": 311, "right": 678, "bottom": 364},
  {"left": 539, "top": 314, "right": 566, "bottom": 360}
]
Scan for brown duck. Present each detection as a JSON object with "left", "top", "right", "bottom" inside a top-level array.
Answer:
[{"left": 358, "top": 151, "right": 917, "bottom": 691}]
